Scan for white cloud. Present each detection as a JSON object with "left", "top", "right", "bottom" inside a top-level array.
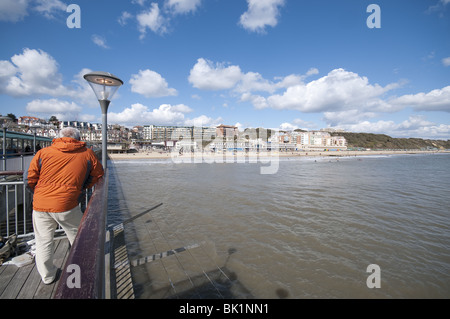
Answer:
[
  {"left": 0, "top": 0, "right": 29, "bottom": 22},
  {"left": 189, "top": 58, "right": 307, "bottom": 94},
  {"left": 0, "top": 48, "right": 70, "bottom": 97},
  {"left": 26, "top": 98, "right": 82, "bottom": 120},
  {"left": 108, "top": 103, "right": 188, "bottom": 125},
  {"left": 132, "top": 0, "right": 147, "bottom": 7},
  {"left": 337, "top": 115, "right": 450, "bottom": 140},
  {"left": 239, "top": 0, "right": 285, "bottom": 33},
  {"left": 0, "top": 49, "right": 109, "bottom": 110},
  {"left": 0, "top": 49, "right": 119, "bottom": 108},
  {"left": 390, "top": 86, "right": 450, "bottom": 112},
  {"left": 130, "top": 69, "right": 177, "bottom": 98},
  {"left": 108, "top": 103, "right": 220, "bottom": 127},
  {"left": 236, "top": 72, "right": 275, "bottom": 93},
  {"left": 188, "top": 58, "right": 449, "bottom": 139},
  {"left": 0, "top": 60, "right": 17, "bottom": 81},
  {"left": 240, "top": 93, "right": 269, "bottom": 109},
  {"left": 165, "top": 0, "right": 202, "bottom": 15},
  {"left": 279, "top": 122, "right": 298, "bottom": 131},
  {"left": 262, "top": 68, "right": 399, "bottom": 112},
  {"left": 234, "top": 122, "right": 244, "bottom": 131},
  {"left": 69, "top": 68, "right": 103, "bottom": 107},
  {"left": 427, "top": 0, "right": 450, "bottom": 13},
  {"left": 442, "top": 57, "right": 450, "bottom": 67},
  {"left": 118, "top": 11, "right": 133, "bottom": 26},
  {"left": 33, "top": 0, "right": 67, "bottom": 19},
  {"left": 293, "top": 118, "right": 319, "bottom": 130},
  {"left": 323, "top": 110, "right": 378, "bottom": 126},
  {"left": 26, "top": 98, "right": 80, "bottom": 113},
  {"left": 237, "top": 72, "right": 309, "bottom": 94},
  {"left": 170, "top": 104, "right": 193, "bottom": 113},
  {"left": 0, "top": 0, "right": 70, "bottom": 22},
  {"left": 79, "top": 113, "right": 97, "bottom": 122},
  {"left": 137, "top": 2, "right": 168, "bottom": 38},
  {"left": 131, "top": 0, "right": 204, "bottom": 38},
  {"left": 305, "top": 68, "right": 319, "bottom": 77},
  {"left": 91, "top": 35, "right": 110, "bottom": 49},
  {"left": 184, "top": 115, "right": 222, "bottom": 127},
  {"left": 188, "top": 58, "right": 242, "bottom": 90},
  {"left": 279, "top": 118, "right": 319, "bottom": 131},
  {"left": 319, "top": 85, "right": 450, "bottom": 137}
]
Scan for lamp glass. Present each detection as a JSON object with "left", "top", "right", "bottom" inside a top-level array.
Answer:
[{"left": 84, "top": 72, "right": 123, "bottom": 101}]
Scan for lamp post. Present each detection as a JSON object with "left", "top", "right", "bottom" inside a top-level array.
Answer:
[{"left": 83, "top": 71, "right": 123, "bottom": 169}]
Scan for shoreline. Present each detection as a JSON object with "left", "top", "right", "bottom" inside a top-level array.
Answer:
[{"left": 108, "top": 149, "right": 449, "bottom": 160}]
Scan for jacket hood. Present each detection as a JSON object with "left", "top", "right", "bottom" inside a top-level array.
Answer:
[{"left": 52, "top": 137, "right": 86, "bottom": 152}]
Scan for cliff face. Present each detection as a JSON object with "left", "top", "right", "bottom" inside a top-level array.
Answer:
[{"left": 332, "top": 132, "right": 450, "bottom": 150}]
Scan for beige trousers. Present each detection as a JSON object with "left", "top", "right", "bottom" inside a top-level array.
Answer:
[{"left": 32, "top": 206, "right": 83, "bottom": 284}]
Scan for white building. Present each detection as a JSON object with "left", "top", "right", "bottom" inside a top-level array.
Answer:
[{"left": 296, "top": 131, "right": 347, "bottom": 150}]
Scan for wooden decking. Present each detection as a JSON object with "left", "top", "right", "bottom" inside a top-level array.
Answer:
[{"left": 0, "top": 237, "right": 69, "bottom": 299}]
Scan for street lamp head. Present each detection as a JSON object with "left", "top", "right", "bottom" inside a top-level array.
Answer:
[{"left": 83, "top": 71, "right": 123, "bottom": 102}]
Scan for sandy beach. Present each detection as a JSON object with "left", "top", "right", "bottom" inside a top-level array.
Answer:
[{"left": 109, "top": 149, "right": 449, "bottom": 160}]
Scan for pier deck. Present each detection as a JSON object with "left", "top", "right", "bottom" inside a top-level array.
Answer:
[
  {"left": 0, "top": 233, "right": 135, "bottom": 299},
  {"left": 0, "top": 237, "right": 69, "bottom": 299}
]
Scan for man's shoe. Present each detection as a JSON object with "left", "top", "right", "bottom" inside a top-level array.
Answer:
[{"left": 44, "top": 268, "right": 62, "bottom": 285}]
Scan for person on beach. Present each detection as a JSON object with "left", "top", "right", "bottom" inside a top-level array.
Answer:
[{"left": 27, "top": 127, "right": 104, "bottom": 285}]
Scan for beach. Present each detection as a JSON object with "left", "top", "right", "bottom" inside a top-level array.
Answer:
[{"left": 108, "top": 149, "right": 448, "bottom": 160}]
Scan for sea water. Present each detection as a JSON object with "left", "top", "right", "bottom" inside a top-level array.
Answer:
[{"left": 107, "top": 153, "right": 450, "bottom": 298}]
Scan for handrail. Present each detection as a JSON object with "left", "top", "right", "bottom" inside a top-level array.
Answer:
[
  {"left": 54, "top": 168, "right": 109, "bottom": 299},
  {"left": 0, "top": 171, "right": 24, "bottom": 176}
]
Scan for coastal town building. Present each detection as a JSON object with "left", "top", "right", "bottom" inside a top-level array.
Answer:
[
  {"left": 18, "top": 116, "right": 45, "bottom": 127},
  {"left": 216, "top": 124, "right": 239, "bottom": 138},
  {"left": 276, "top": 130, "right": 348, "bottom": 151},
  {"left": 141, "top": 125, "right": 217, "bottom": 143},
  {"left": 6, "top": 115, "right": 348, "bottom": 153}
]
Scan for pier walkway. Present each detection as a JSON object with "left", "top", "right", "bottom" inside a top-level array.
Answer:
[
  {"left": 0, "top": 230, "right": 135, "bottom": 299},
  {"left": 0, "top": 237, "right": 68, "bottom": 299}
]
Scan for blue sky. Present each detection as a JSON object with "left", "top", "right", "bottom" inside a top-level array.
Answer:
[{"left": 1, "top": 0, "right": 450, "bottom": 139}]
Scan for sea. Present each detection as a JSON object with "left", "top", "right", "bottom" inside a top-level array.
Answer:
[{"left": 106, "top": 153, "right": 450, "bottom": 299}]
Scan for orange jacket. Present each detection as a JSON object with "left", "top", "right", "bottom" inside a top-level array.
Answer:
[{"left": 27, "top": 137, "right": 104, "bottom": 213}]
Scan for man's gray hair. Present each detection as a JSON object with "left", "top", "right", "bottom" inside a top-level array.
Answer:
[{"left": 59, "top": 127, "right": 81, "bottom": 140}]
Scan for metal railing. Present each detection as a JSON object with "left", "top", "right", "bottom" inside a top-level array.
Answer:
[
  {"left": 1, "top": 154, "right": 35, "bottom": 238},
  {"left": 54, "top": 169, "right": 109, "bottom": 299},
  {"left": 0, "top": 171, "right": 29, "bottom": 238},
  {"left": 1, "top": 153, "right": 34, "bottom": 172},
  {"left": 0, "top": 171, "right": 93, "bottom": 238}
]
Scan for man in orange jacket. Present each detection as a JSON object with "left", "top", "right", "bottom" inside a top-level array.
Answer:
[{"left": 27, "top": 127, "right": 104, "bottom": 284}]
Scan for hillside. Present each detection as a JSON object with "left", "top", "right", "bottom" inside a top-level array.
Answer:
[{"left": 331, "top": 132, "right": 450, "bottom": 150}]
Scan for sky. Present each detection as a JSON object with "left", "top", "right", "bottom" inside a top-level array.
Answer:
[{"left": 0, "top": 0, "right": 449, "bottom": 139}]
